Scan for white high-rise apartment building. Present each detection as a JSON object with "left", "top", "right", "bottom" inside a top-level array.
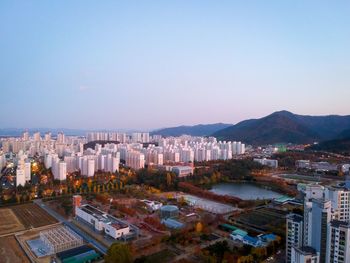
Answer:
[
  {"left": 16, "top": 168, "right": 26, "bottom": 186},
  {"left": 328, "top": 221, "right": 350, "bottom": 263},
  {"left": 87, "top": 159, "right": 95, "bottom": 177},
  {"left": 57, "top": 132, "right": 65, "bottom": 144},
  {"left": 286, "top": 214, "right": 304, "bottom": 263},
  {"left": 311, "top": 199, "right": 332, "bottom": 263},
  {"left": 303, "top": 184, "right": 325, "bottom": 246},
  {"left": 0, "top": 154, "right": 6, "bottom": 169},
  {"left": 58, "top": 161, "right": 67, "bottom": 181},
  {"left": 33, "top": 132, "right": 41, "bottom": 141},
  {"left": 126, "top": 151, "right": 145, "bottom": 170},
  {"left": 64, "top": 156, "right": 77, "bottom": 173},
  {"left": 44, "top": 132, "right": 51, "bottom": 141},
  {"left": 24, "top": 161, "right": 31, "bottom": 181},
  {"left": 22, "top": 131, "right": 29, "bottom": 141},
  {"left": 326, "top": 187, "right": 350, "bottom": 222},
  {"left": 98, "top": 155, "right": 106, "bottom": 171},
  {"left": 112, "top": 156, "right": 119, "bottom": 173}
]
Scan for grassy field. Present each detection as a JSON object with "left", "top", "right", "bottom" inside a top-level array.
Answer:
[
  {"left": 0, "top": 235, "right": 30, "bottom": 263},
  {"left": 235, "top": 207, "right": 288, "bottom": 235},
  {"left": 0, "top": 208, "right": 25, "bottom": 235},
  {"left": 136, "top": 249, "right": 177, "bottom": 263},
  {"left": 11, "top": 203, "right": 58, "bottom": 228}
]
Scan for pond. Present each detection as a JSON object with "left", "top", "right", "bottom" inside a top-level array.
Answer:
[{"left": 210, "top": 183, "right": 283, "bottom": 200}]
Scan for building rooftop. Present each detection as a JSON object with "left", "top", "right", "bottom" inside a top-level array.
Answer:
[
  {"left": 243, "top": 235, "right": 261, "bottom": 246},
  {"left": 274, "top": 195, "right": 293, "bottom": 203},
  {"left": 294, "top": 246, "right": 317, "bottom": 255},
  {"left": 162, "top": 218, "right": 184, "bottom": 229},
  {"left": 260, "top": 233, "right": 277, "bottom": 241},
  {"left": 81, "top": 204, "right": 104, "bottom": 217},
  {"left": 160, "top": 205, "right": 179, "bottom": 212},
  {"left": 111, "top": 222, "right": 128, "bottom": 230},
  {"left": 79, "top": 204, "right": 129, "bottom": 229},
  {"left": 287, "top": 213, "right": 303, "bottom": 222},
  {"left": 331, "top": 220, "right": 350, "bottom": 228},
  {"left": 232, "top": 229, "right": 248, "bottom": 237}
]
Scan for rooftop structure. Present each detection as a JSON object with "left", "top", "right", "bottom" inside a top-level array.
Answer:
[
  {"left": 140, "top": 199, "right": 163, "bottom": 211},
  {"left": 57, "top": 245, "right": 101, "bottom": 263},
  {"left": 161, "top": 218, "right": 184, "bottom": 229},
  {"left": 160, "top": 205, "right": 179, "bottom": 219},
  {"left": 39, "top": 226, "right": 84, "bottom": 255},
  {"left": 182, "top": 194, "right": 238, "bottom": 214}
]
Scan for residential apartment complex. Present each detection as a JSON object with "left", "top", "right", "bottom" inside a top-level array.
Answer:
[
  {"left": 1, "top": 131, "right": 246, "bottom": 184},
  {"left": 287, "top": 180, "right": 350, "bottom": 263}
]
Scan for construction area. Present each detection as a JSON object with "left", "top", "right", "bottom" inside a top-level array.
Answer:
[{"left": 27, "top": 226, "right": 84, "bottom": 257}]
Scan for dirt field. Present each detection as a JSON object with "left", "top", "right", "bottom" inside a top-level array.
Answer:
[
  {"left": 11, "top": 203, "right": 57, "bottom": 228},
  {"left": 0, "top": 208, "right": 25, "bottom": 235},
  {"left": 0, "top": 235, "right": 30, "bottom": 263}
]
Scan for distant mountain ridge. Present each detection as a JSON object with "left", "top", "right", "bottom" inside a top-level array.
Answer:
[
  {"left": 212, "top": 111, "right": 350, "bottom": 145},
  {"left": 151, "top": 123, "right": 232, "bottom": 137}
]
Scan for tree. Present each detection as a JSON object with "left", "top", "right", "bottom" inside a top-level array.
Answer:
[
  {"left": 166, "top": 173, "right": 172, "bottom": 187},
  {"left": 238, "top": 255, "right": 254, "bottom": 263},
  {"left": 105, "top": 243, "right": 132, "bottom": 263},
  {"left": 195, "top": 222, "right": 203, "bottom": 233}
]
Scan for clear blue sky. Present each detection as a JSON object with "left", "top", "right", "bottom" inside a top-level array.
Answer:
[{"left": 0, "top": 1, "right": 349, "bottom": 130}]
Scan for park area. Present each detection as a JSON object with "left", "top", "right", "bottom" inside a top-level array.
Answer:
[
  {"left": 0, "top": 235, "right": 30, "bottom": 263},
  {"left": 0, "top": 208, "right": 25, "bottom": 235},
  {"left": 11, "top": 203, "right": 58, "bottom": 228}
]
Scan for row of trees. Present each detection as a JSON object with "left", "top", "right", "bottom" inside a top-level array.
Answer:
[{"left": 178, "top": 181, "right": 242, "bottom": 204}]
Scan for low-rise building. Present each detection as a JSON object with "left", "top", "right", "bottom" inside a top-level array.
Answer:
[
  {"left": 76, "top": 204, "right": 130, "bottom": 239},
  {"left": 253, "top": 158, "right": 278, "bottom": 168},
  {"left": 171, "top": 166, "right": 193, "bottom": 177},
  {"left": 140, "top": 199, "right": 163, "bottom": 212}
]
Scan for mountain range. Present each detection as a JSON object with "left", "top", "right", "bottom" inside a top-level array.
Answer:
[
  {"left": 151, "top": 123, "right": 232, "bottom": 137},
  {"left": 212, "top": 111, "right": 350, "bottom": 145},
  {"left": 152, "top": 111, "right": 350, "bottom": 145},
  {"left": 3, "top": 111, "right": 350, "bottom": 146}
]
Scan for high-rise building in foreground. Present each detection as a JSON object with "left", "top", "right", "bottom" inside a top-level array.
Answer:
[
  {"left": 287, "top": 181, "right": 350, "bottom": 263},
  {"left": 328, "top": 221, "right": 350, "bottom": 263}
]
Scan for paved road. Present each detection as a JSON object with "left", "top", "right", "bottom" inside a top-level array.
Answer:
[{"left": 34, "top": 199, "right": 108, "bottom": 254}]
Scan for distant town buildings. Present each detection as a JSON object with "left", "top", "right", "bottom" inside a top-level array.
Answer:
[
  {"left": 296, "top": 160, "right": 350, "bottom": 174},
  {"left": 254, "top": 158, "right": 278, "bottom": 168}
]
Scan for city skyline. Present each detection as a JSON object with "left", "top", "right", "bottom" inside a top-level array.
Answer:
[{"left": 1, "top": 1, "right": 350, "bottom": 130}]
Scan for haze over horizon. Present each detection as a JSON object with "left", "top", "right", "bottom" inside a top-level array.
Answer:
[
  {"left": 1, "top": 110, "right": 350, "bottom": 133},
  {"left": 1, "top": 1, "right": 349, "bottom": 130}
]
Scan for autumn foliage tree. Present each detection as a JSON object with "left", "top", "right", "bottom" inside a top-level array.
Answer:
[{"left": 105, "top": 243, "right": 132, "bottom": 263}]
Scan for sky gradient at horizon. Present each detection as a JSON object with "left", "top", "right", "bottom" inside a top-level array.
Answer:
[{"left": 0, "top": 1, "right": 349, "bottom": 130}]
